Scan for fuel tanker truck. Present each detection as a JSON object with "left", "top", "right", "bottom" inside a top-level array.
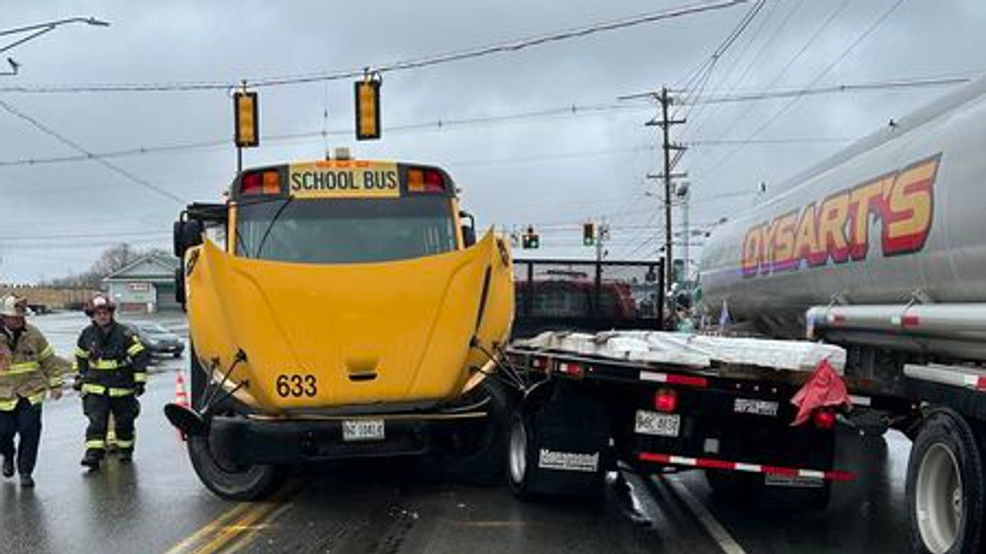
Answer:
[
  {"left": 165, "top": 155, "right": 514, "bottom": 501},
  {"left": 701, "top": 75, "right": 986, "bottom": 553}
]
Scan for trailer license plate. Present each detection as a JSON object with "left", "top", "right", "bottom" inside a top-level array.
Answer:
[
  {"left": 635, "top": 410, "right": 680, "bottom": 437},
  {"left": 734, "top": 398, "right": 779, "bottom": 417},
  {"left": 342, "top": 419, "right": 385, "bottom": 441}
]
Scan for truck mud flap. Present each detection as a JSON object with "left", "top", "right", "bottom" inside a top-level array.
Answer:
[{"left": 511, "top": 381, "right": 612, "bottom": 496}]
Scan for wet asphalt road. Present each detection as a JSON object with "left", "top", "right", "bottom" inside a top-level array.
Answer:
[{"left": 0, "top": 312, "right": 914, "bottom": 553}]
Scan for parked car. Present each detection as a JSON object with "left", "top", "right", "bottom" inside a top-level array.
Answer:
[{"left": 123, "top": 321, "right": 185, "bottom": 358}]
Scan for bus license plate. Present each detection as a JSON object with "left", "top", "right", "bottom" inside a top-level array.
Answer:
[
  {"left": 342, "top": 419, "right": 385, "bottom": 442},
  {"left": 635, "top": 410, "right": 680, "bottom": 437}
]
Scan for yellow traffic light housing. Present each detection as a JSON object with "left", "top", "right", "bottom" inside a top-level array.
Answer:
[
  {"left": 355, "top": 74, "right": 382, "bottom": 140},
  {"left": 583, "top": 222, "right": 596, "bottom": 246},
  {"left": 234, "top": 91, "right": 259, "bottom": 148}
]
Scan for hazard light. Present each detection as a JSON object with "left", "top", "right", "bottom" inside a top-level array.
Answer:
[
  {"left": 240, "top": 170, "right": 280, "bottom": 195},
  {"left": 654, "top": 388, "right": 678, "bottom": 413},
  {"left": 407, "top": 167, "right": 445, "bottom": 193}
]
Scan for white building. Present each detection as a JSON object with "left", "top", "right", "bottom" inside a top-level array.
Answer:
[{"left": 102, "top": 254, "right": 181, "bottom": 313}]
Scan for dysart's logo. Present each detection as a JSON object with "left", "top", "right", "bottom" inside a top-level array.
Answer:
[{"left": 742, "top": 154, "right": 940, "bottom": 277}]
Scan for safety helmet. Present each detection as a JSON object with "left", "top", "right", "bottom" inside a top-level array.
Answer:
[
  {"left": 84, "top": 294, "right": 117, "bottom": 317},
  {"left": 0, "top": 295, "right": 27, "bottom": 318}
]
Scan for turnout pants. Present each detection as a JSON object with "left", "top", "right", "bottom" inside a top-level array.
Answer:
[
  {"left": 83, "top": 394, "right": 139, "bottom": 454},
  {"left": 0, "top": 398, "right": 43, "bottom": 476}
]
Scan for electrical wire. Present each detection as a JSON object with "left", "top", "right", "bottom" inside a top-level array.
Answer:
[
  {"left": 688, "top": 0, "right": 853, "bottom": 171},
  {"left": 0, "top": 98, "right": 186, "bottom": 203},
  {"left": 700, "top": 0, "right": 909, "bottom": 177},
  {"left": 0, "top": 0, "right": 751, "bottom": 95},
  {"left": 0, "top": 75, "right": 962, "bottom": 170}
]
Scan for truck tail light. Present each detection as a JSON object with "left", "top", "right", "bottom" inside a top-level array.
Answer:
[
  {"left": 812, "top": 409, "right": 836, "bottom": 430},
  {"left": 557, "top": 361, "right": 584, "bottom": 379},
  {"left": 654, "top": 388, "right": 678, "bottom": 413}
]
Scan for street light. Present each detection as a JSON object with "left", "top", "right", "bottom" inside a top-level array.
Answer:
[{"left": 0, "top": 16, "right": 110, "bottom": 74}]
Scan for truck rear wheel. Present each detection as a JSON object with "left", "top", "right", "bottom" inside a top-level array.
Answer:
[
  {"left": 907, "top": 410, "right": 985, "bottom": 554},
  {"left": 507, "top": 413, "right": 536, "bottom": 498}
]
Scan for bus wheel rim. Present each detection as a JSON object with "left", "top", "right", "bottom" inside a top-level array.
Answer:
[{"left": 916, "top": 442, "right": 962, "bottom": 554}]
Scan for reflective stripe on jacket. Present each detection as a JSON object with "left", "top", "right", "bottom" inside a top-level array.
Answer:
[
  {"left": 75, "top": 321, "right": 149, "bottom": 396},
  {"left": 0, "top": 324, "right": 70, "bottom": 411}
]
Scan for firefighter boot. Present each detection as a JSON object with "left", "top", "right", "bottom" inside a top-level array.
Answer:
[
  {"left": 20, "top": 474, "right": 34, "bottom": 488},
  {"left": 1, "top": 455, "right": 12, "bottom": 478},
  {"left": 80, "top": 449, "right": 102, "bottom": 470},
  {"left": 118, "top": 448, "right": 133, "bottom": 463}
]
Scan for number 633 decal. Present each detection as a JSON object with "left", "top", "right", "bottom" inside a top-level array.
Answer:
[{"left": 276, "top": 374, "right": 317, "bottom": 397}]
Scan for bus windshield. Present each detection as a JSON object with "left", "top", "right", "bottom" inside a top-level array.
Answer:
[{"left": 236, "top": 196, "right": 457, "bottom": 264}]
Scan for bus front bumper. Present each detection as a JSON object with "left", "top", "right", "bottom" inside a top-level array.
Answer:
[{"left": 208, "top": 411, "right": 489, "bottom": 465}]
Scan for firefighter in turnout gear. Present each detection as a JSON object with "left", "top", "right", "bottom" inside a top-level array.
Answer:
[
  {"left": 0, "top": 295, "right": 68, "bottom": 488},
  {"left": 75, "top": 294, "right": 149, "bottom": 469}
]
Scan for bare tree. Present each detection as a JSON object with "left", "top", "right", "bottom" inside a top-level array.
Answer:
[{"left": 44, "top": 243, "right": 172, "bottom": 288}]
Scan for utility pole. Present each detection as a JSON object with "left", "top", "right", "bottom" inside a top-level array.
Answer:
[
  {"left": 595, "top": 222, "right": 610, "bottom": 263},
  {"left": 645, "top": 87, "right": 686, "bottom": 290}
]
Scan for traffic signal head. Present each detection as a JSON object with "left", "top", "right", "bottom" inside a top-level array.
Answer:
[
  {"left": 583, "top": 222, "right": 596, "bottom": 246},
  {"left": 355, "top": 79, "right": 381, "bottom": 140},
  {"left": 522, "top": 226, "right": 540, "bottom": 249},
  {"left": 234, "top": 92, "right": 259, "bottom": 148}
]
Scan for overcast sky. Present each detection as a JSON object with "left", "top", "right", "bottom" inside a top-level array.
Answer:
[{"left": 1, "top": 0, "right": 984, "bottom": 283}]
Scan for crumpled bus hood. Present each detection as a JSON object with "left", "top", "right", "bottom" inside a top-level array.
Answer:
[{"left": 184, "top": 231, "right": 513, "bottom": 414}]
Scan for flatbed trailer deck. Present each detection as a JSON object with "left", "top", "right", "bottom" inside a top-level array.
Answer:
[{"left": 502, "top": 331, "right": 914, "bottom": 509}]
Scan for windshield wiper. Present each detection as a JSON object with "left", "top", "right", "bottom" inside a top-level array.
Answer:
[{"left": 253, "top": 196, "right": 294, "bottom": 258}]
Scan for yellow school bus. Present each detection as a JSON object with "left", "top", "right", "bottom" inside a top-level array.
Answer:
[{"left": 168, "top": 156, "right": 514, "bottom": 500}]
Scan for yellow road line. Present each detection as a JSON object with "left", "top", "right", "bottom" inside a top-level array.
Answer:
[
  {"left": 219, "top": 501, "right": 296, "bottom": 554},
  {"left": 164, "top": 482, "right": 300, "bottom": 554},
  {"left": 162, "top": 502, "right": 253, "bottom": 554}
]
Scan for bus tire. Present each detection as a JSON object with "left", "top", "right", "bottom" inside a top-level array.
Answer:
[
  {"left": 436, "top": 377, "right": 512, "bottom": 486},
  {"left": 907, "top": 409, "right": 985, "bottom": 554},
  {"left": 188, "top": 432, "right": 282, "bottom": 501},
  {"left": 186, "top": 343, "right": 282, "bottom": 501}
]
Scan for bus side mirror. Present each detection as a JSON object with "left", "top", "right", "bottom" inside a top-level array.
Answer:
[
  {"left": 460, "top": 210, "right": 476, "bottom": 248},
  {"left": 173, "top": 219, "right": 204, "bottom": 258},
  {"left": 462, "top": 225, "right": 476, "bottom": 247},
  {"left": 174, "top": 267, "right": 186, "bottom": 310}
]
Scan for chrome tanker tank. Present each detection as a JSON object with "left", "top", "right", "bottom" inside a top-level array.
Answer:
[{"left": 700, "top": 76, "right": 986, "bottom": 353}]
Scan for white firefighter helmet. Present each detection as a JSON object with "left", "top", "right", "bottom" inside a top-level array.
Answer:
[{"left": 0, "top": 295, "right": 27, "bottom": 318}]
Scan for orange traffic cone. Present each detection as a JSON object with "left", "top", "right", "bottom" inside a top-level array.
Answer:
[
  {"left": 174, "top": 371, "right": 190, "bottom": 442},
  {"left": 175, "top": 371, "right": 189, "bottom": 408}
]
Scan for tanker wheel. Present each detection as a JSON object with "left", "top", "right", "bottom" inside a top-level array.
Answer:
[
  {"left": 188, "top": 431, "right": 281, "bottom": 501},
  {"left": 907, "top": 410, "right": 986, "bottom": 554}
]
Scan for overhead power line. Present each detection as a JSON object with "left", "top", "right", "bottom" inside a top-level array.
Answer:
[
  {"left": 0, "top": 74, "right": 959, "bottom": 170},
  {"left": 0, "top": 98, "right": 186, "bottom": 203},
  {"left": 680, "top": 76, "right": 972, "bottom": 105},
  {"left": 700, "top": 0, "right": 910, "bottom": 176},
  {"left": 0, "top": 0, "right": 750, "bottom": 95}
]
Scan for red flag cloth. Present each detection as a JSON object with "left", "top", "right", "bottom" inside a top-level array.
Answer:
[{"left": 790, "top": 358, "right": 851, "bottom": 426}]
